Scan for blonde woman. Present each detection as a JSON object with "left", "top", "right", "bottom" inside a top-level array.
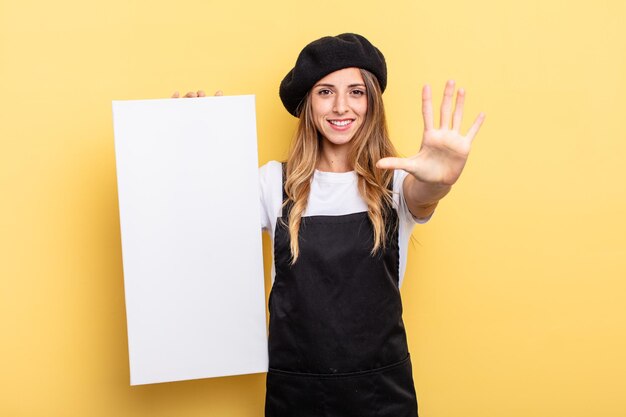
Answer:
[{"left": 175, "top": 33, "right": 485, "bottom": 417}]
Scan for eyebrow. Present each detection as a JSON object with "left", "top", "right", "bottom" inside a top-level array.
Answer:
[{"left": 313, "top": 83, "right": 366, "bottom": 88}]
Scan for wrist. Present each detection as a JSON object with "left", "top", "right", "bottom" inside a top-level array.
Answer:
[{"left": 406, "top": 175, "right": 451, "bottom": 204}]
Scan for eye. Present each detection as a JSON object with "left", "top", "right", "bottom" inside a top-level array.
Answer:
[
  {"left": 317, "top": 89, "right": 332, "bottom": 96},
  {"left": 351, "top": 89, "right": 366, "bottom": 96}
]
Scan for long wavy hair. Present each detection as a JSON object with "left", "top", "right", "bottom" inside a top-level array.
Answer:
[{"left": 283, "top": 69, "right": 398, "bottom": 264}]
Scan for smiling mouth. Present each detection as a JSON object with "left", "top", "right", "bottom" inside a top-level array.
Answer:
[{"left": 327, "top": 119, "right": 355, "bottom": 129}]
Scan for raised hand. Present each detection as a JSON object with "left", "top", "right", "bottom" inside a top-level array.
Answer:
[{"left": 377, "top": 80, "right": 485, "bottom": 186}]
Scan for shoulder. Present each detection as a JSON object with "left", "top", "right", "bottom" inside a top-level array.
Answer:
[
  {"left": 259, "top": 160, "right": 283, "bottom": 202},
  {"left": 259, "top": 160, "right": 283, "bottom": 181},
  {"left": 259, "top": 160, "right": 284, "bottom": 231}
]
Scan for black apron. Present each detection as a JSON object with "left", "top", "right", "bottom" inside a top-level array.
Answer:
[{"left": 265, "top": 166, "right": 418, "bottom": 417}]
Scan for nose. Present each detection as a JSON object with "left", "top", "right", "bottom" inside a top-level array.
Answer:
[{"left": 333, "top": 94, "right": 348, "bottom": 114}]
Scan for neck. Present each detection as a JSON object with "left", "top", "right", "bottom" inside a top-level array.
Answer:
[{"left": 317, "top": 142, "right": 352, "bottom": 172}]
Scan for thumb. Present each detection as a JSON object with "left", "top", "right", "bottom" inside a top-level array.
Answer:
[{"left": 376, "top": 157, "right": 414, "bottom": 172}]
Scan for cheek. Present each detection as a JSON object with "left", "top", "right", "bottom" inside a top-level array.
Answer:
[
  {"left": 350, "top": 97, "right": 368, "bottom": 118},
  {"left": 359, "top": 98, "right": 368, "bottom": 116},
  {"left": 311, "top": 99, "right": 329, "bottom": 119},
  {"left": 311, "top": 103, "right": 330, "bottom": 130},
  {"left": 312, "top": 117, "right": 324, "bottom": 133}
]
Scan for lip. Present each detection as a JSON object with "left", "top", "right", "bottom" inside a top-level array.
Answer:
[{"left": 326, "top": 118, "right": 355, "bottom": 131}]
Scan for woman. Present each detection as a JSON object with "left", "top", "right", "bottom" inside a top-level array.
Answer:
[{"left": 175, "top": 33, "right": 485, "bottom": 417}]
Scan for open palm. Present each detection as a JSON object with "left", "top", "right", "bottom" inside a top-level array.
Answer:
[{"left": 377, "top": 80, "right": 485, "bottom": 186}]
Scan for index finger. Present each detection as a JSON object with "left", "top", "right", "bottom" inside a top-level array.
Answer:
[{"left": 466, "top": 112, "right": 486, "bottom": 144}]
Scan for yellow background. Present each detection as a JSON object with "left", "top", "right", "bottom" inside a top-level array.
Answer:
[{"left": 1, "top": 0, "right": 625, "bottom": 416}]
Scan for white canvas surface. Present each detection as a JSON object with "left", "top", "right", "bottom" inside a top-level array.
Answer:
[{"left": 112, "top": 95, "right": 267, "bottom": 385}]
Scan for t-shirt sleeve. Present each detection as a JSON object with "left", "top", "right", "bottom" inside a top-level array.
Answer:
[
  {"left": 393, "top": 169, "right": 434, "bottom": 225},
  {"left": 259, "top": 163, "right": 272, "bottom": 231},
  {"left": 258, "top": 160, "right": 283, "bottom": 233}
]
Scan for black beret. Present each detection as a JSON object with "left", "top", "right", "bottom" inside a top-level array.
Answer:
[{"left": 279, "top": 33, "right": 387, "bottom": 117}]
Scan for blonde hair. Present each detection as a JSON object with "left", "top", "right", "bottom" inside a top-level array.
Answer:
[{"left": 283, "top": 69, "right": 398, "bottom": 263}]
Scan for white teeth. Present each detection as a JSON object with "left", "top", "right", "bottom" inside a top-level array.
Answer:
[{"left": 329, "top": 120, "right": 352, "bottom": 126}]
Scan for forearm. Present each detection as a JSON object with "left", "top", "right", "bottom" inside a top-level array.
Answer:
[{"left": 402, "top": 174, "right": 452, "bottom": 219}]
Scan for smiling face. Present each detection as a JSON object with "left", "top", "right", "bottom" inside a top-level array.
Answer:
[{"left": 310, "top": 67, "right": 368, "bottom": 150}]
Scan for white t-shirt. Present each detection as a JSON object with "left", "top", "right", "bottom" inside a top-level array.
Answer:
[{"left": 259, "top": 160, "right": 431, "bottom": 288}]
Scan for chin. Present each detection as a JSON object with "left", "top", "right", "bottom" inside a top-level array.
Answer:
[
  {"left": 321, "top": 128, "right": 356, "bottom": 143},
  {"left": 324, "top": 136, "right": 354, "bottom": 147}
]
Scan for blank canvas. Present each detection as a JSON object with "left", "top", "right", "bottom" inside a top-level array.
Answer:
[{"left": 112, "top": 95, "right": 267, "bottom": 385}]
